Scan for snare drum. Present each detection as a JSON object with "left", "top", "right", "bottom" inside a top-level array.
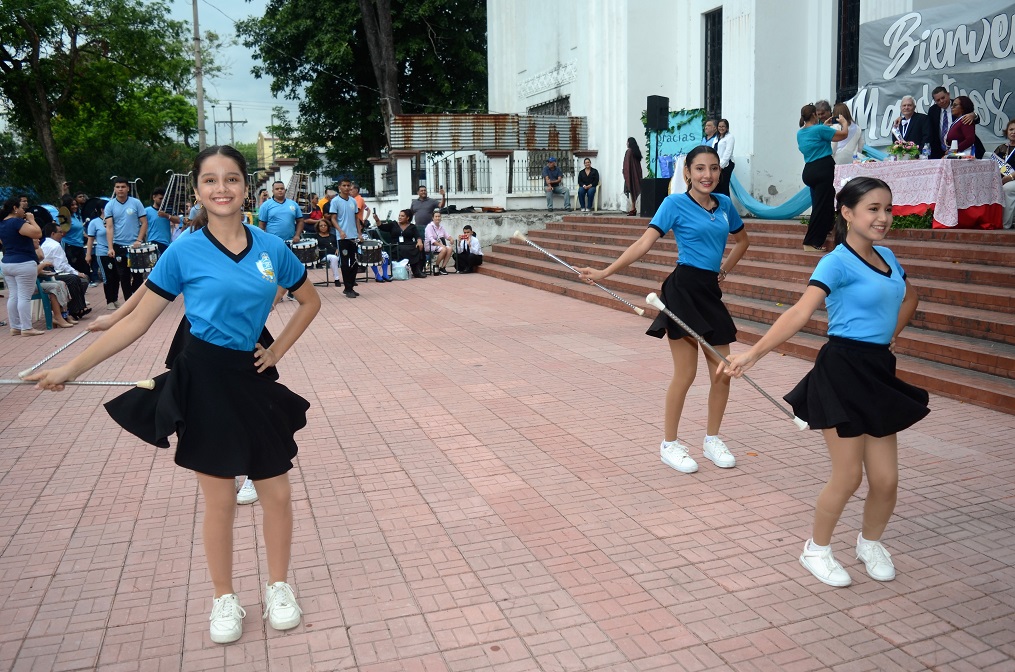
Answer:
[
  {"left": 357, "top": 239, "right": 383, "bottom": 266},
  {"left": 127, "top": 243, "right": 160, "bottom": 274},
  {"left": 290, "top": 239, "right": 319, "bottom": 267}
]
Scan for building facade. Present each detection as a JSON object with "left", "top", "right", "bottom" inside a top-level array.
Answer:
[{"left": 487, "top": 0, "right": 963, "bottom": 212}]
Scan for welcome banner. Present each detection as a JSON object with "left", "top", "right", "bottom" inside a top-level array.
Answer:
[{"left": 853, "top": 1, "right": 1015, "bottom": 147}]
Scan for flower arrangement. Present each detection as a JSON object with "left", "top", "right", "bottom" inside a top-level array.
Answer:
[{"left": 887, "top": 139, "right": 920, "bottom": 159}]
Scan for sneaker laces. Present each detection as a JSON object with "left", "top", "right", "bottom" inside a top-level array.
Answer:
[
  {"left": 210, "top": 595, "right": 245, "bottom": 623},
  {"left": 663, "top": 441, "right": 690, "bottom": 458},
  {"left": 706, "top": 438, "right": 732, "bottom": 458},
  {"left": 263, "top": 583, "right": 302, "bottom": 620},
  {"left": 859, "top": 541, "right": 892, "bottom": 565},
  {"left": 813, "top": 547, "right": 845, "bottom": 575}
]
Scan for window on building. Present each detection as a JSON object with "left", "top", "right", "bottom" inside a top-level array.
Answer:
[
  {"left": 527, "top": 97, "right": 571, "bottom": 117},
  {"left": 836, "top": 0, "right": 860, "bottom": 102},
  {"left": 704, "top": 8, "right": 723, "bottom": 119}
]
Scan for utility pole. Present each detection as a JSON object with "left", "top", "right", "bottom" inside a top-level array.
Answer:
[
  {"left": 211, "top": 104, "right": 218, "bottom": 145},
  {"left": 214, "top": 103, "right": 248, "bottom": 147},
  {"left": 192, "top": 0, "right": 206, "bottom": 149}
]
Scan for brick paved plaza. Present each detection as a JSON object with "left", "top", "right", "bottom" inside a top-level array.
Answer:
[{"left": 1, "top": 275, "right": 1013, "bottom": 671}]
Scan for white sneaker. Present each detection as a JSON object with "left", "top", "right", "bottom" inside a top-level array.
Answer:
[
  {"left": 106, "top": 302, "right": 117, "bottom": 310},
  {"left": 660, "top": 440, "right": 698, "bottom": 474},
  {"left": 209, "top": 594, "right": 245, "bottom": 644},
  {"left": 856, "top": 534, "right": 896, "bottom": 581},
  {"left": 236, "top": 479, "right": 258, "bottom": 505},
  {"left": 263, "top": 582, "right": 302, "bottom": 631},
  {"left": 703, "top": 436, "right": 736, "bottom": 468},
  {"left": 799, "top": 541, "right": 852, "bottom": 587}
]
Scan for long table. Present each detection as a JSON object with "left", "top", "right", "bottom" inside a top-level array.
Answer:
[{"left": 833, "top": 158, "right": 1003, "bottom": 229}]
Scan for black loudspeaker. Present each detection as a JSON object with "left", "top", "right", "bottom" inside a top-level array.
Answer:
[
  {"left": 640, "top": 178, "right": 670, "bottom": 218},
  {"left": 646, "top": 95, "right": 670, "bottom": 131}
]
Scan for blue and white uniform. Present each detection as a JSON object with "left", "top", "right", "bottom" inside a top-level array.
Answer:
[
  {"left": 146, "top": 225, "right": 307, "bottom": 351},
  {"left": 328, "top": 195, "right": 359, "bottom": 238},
  {"left": 103, "top": 196, "right": 146, "bottom": 245},
  {"left": 645, "top": 192, "right": 745, "bottom": 343},
  {"left": 86, "top": 217, "right": 109, "bottom": 257},
  {"left": 785, "top": 241, "right": 929, "bottom": 438},
  {"left": 145, "top": 206, "right": 172, "bottom": 248},
  {"left": 258, "top": 198, "right": 303, "bottom": 240}
]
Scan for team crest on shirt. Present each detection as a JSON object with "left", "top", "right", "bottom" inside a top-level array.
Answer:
[{"left": 256, "top": 252, "right": 276, "bottom": 282}]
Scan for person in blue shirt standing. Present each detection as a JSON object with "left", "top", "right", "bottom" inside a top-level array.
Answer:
[
  {"left": 542, "top": 157, "right": 571, "bottom": 211},
  {"left": 28, "top": 145, "right": 322, "bottom": 645},
  {"left": 103, "top": 177, "right": 149, "bottom": 301},
  {"left": 328, "top": 178, "right": 362, "bottom": 298},
  {"left": 579, "top": 145, "right": 750, "bottom": 475},
  {"left": 145, "top": 187, "right": 178, "bottom": 254},
  {"left": 797, "top": 104, "right": 848, "bottom": 252},
  {"left": 257, "top": 181, "right": 305, "bottom": 244},
  {"left": 723, "top": 177, "right": 928, "bottom": 589},
  {"left": 61, "top": 195, "right": 90, "bottom": 277}
]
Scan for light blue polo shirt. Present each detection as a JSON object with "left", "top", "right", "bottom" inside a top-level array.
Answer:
[
  {"left": 85, "top": 217, "right": 109, "bottom": 256},
  {"left": 257, "top": 198, "right": 303, "bottom": 240},
  {"left": 145, "top": 206, "right": 172, "bottom": 246},
  {"left": 103, "top": 196, "right": 146, "bottom": 245},
  {"left": 649, "top": 192, "right": 744, "bottom": 272},
  {"left": 329, "top": 195, "right": 359, "bottom": 238}
]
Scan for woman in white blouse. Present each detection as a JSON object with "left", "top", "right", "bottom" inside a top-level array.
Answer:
[
  {"left": 715, "top": 119, "right": 735, "bottom": 197},
  {"left": 831, "top": 103, "right": 863, "bottom": 164}
]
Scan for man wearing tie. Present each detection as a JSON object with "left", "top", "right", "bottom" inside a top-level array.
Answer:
[
  {"left": 927, "top": 86, "right": 978, "bottom": 159},
  {"left": 892, "top": 96, "right": 930, "bottom": 148}
]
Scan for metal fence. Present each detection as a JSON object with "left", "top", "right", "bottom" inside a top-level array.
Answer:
[
  {"left": 379, "top": 167, "right": 397, "bottom": 196},
  {"left": 430, "top": 156, "right": 491, "bottom": 194}
]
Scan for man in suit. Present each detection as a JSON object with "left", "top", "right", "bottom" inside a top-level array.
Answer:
[
  {"left": 892, "top": 96, "right": 930, "bottom": 148},
  {"left": 927, "top": 86, "right": 978, "bottom": 159}
]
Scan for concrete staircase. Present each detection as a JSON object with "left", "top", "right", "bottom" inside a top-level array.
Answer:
[{"left": 481, "top": 214, "right": 1015, "bottom": 414}]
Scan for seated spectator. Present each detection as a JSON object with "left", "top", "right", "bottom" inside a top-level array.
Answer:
[
  {"left": 373, "top": 210, "right": 425, "bottom": 278},
  {"left": 831, "top": 102, "right": 863, "bottom": 164},
  {"left": 455, "top": 225, "right": 483, "bottom": 274},
  {"left": 944, "top": 96, "right": 984, "bottom": 157},
  {"left": 40, "top": 222, "right": 90, "bottom": 320},
  {"left": 37, "top": 263, "right": 78, "bottom": 328},
  {"left": 311, "top": 219, "right": 342, "bottom": 287},
  {"left": 424, "top": 211, "right": 453, "bottom": 275},
  {"left": 994, "top": 119, "right": 1015, "bottom": 229},
  {"left": 577, "top": 158, "right": 600, "bottom": 212},
  {"left": 543, "top": 157, "right": 571, "bottom": 211}
]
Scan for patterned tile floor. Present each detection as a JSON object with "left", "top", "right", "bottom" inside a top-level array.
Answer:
[{"left": 1, "top": 274, "right": 1013, "bottom": 671}]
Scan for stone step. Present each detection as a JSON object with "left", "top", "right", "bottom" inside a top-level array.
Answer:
[
  {"left": 477, "top": 261, "right": 1015, "bottom": 414},
  {"left": 513, "top": 237, "right": 1014, "bottom": 310},
  {"left": 559, "top": 214, "right": 1015, "bottom": 245},
  {"left": 526, "top": 231, "right": 1015, "bottom": 286},
  {"left": 492, "top": 244, "right": 1015, "bottom": 346}
]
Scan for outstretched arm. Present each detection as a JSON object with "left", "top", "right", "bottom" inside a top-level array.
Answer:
[{"left": 722, "top": 285, "right": 826, "bottom": 377}]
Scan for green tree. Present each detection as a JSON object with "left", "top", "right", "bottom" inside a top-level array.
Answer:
[
  {"left": 237, "top": 0, "right": 486, "bottom": 179},
  {"left": 0, "top": 0, "right": 221, "bottom": 198}
]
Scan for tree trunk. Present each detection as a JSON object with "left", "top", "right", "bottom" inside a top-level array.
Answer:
[
  {"left": 357, "top": 0, "right": 402, "bottom": 149},
  {"left": 22, "top": 79, "right": 67, "bottom": 197}
]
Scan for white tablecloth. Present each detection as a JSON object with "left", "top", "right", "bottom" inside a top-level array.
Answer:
[{"left": 833, "top": 159, "right": 1002, "bottom": 228}]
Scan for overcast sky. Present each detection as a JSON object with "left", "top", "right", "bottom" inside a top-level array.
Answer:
[{"left": 169, "top": 0, "right": 300, "bottom": 145}]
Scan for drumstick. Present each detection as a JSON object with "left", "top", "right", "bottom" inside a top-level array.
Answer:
[
  {"left": 511, "top": 231, "right": 645, "bottom": 316},
  {"left": 18, "top": 332, "right": 91, "bottom": 379},
  {"left": 1, "top": 379, "right": 156, "bottom": 389},
  {"left": 645, "top": 293, "right": 809, "bottom": 431}
]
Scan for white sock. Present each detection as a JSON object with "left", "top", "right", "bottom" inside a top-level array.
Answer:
[
  {"left": 858, "top": 534, "right": 876, "bottom": 546},
  {"left": 807, "top": 539, "right": 831, "bottom": 552},
  {"left": 705, "top": 435, "right": 718, "bottom": 442}
]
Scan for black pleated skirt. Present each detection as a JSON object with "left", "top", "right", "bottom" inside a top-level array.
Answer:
[
  {"left": 646, "top": 265, "right": 737, "bottom": 345},
  {"left": 104, "top": 335, "right": 309, "bottom": 479},
  {"left": 784, "top": 336, "right": 929, "bottom": 438}
]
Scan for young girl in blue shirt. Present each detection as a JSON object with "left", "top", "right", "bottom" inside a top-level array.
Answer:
[
  {"left": 28, "top": 145, "right": 322, "bottom": 644},
  {"left": 722, "top": 177, "right": 929, "bottom": 588},
  {"left": 580, "top": 145, "right": 750, "bottom": 475}
]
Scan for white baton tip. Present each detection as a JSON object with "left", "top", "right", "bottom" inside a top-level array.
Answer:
[
  {"left": 512, "top": 230, "right": 524, "bottom": 241},
  {"left": 634, "top": 307, "right": 645, "bottom": 316},
  {"left": 793, "top": 417, "right": 809, "bottom": 431},
  {"left": 137, "top": 379, "right": 156, "bottom": 390},
  {"left": 645, "top": 293, "right": 664, "bottom": 310},
  {"left": 17, "top": 369, "right": 31, "bottom": 379}
]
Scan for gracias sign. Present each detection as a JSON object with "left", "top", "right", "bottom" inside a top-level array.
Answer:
[{"left": 853, "top": 0, "right": 1014, "bottom": 146}]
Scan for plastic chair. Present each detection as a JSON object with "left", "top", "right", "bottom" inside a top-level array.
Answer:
[{"left": 30, "top": 279, "right": 54, "bottom": 330}]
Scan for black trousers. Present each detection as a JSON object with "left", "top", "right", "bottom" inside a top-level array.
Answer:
[
  {"left": 110, "top": 245, "right": 144, "bottom": 300},
  {"left": 55, "top": 273, "right": 88, "bottom": 316},
  {"left": 397, "top": 243, "right": 424, "bottom": 277},
  {"left": 337, "top": 238, "right": 359, "bottom": 289},
  {"left": 801, "top": 156, "right": 836, "bottom": 248},
  {"left": 64, "top": 245, "right": 90, "bottom": 276},
  {"left": 715, "top": 161, "right": 734, "bottom": 197},
  {"left": 457, "top": 249, "right": 483, "bottom": 273}
]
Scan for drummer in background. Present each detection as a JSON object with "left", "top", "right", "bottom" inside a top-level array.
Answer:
[
  {"left": 146, "top": 187, "right": 179, "bottom": 255},
  {"left": 328, "top": 178, "right": 362, "bottom": 298},
  {"left": 103, "top": 176, "right": 148, "bottom": 301},
  {"left": 351, "top": 183, "right": 370, "bottom": 227},
  {"left": 257, "top": 181, "right": 305, "bottom": 245}
]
